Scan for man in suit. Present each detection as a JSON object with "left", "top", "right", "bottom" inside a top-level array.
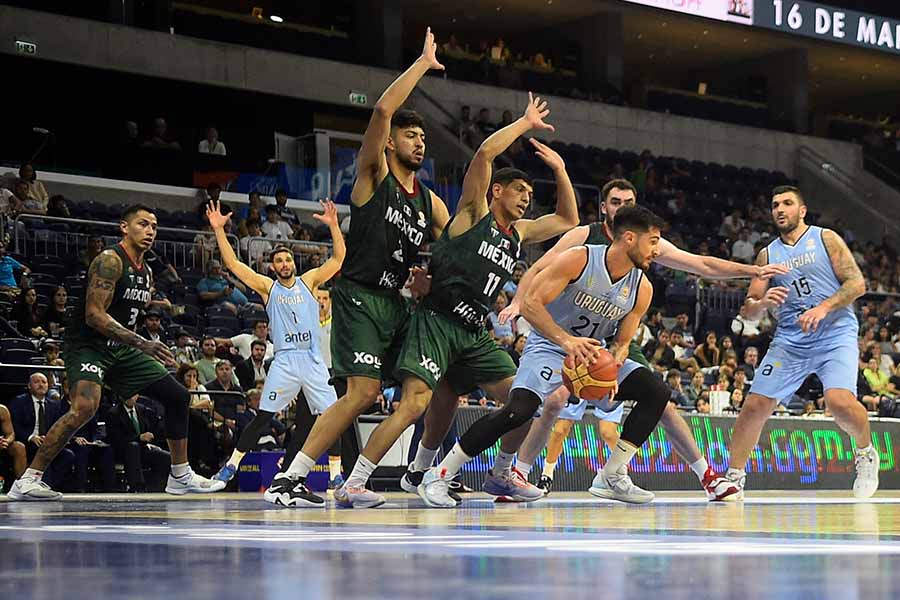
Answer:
[
  {"left": 235, "top": 340, "right": 270, "bottom": 390},
  {"left": 107, "top": 394, "right": 170, "bottom": 492},
  {"left": 137, "top": 307, "right": 169, "bottom": 345},
  {"left": 68, "top": 406, "right": 117, "bottom": 493},
  {"left": 0, "top": 403, "right": 27, "bottom": 485},
  {"left": 7, "top": 373, "right": 74, "bottom": 489}
]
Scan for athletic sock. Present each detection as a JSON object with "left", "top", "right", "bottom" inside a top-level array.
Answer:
[
  {"left": 412, "top": 442, "right": 439, "bottom": 472},
  {"left": 515, "top": 459, "right": 533, "bottom": 477},
  {"left": 542, "top": 460, "right": 557, "bottom": 480},
  {"left": 227, "top": 449, "right": 246, "bottom": 469},
  {"left": 726, "top": 467, "right": 746, "bottom": 482},
  {"left": 22, "top": 468, "right": 43, "bottom": 481},
  {"left": 493, "top": 450, "right": 516, "bottom": 476},
  {"left": 601, "top": 440, "right": 638, "bottom": 478},
  {"left": 171, "top": 462, "right": 190, "bottom": 478},
  {"left": 689, "top": 457, "right": 710, "bottom": 480},
  {"left": 284, "top": 451, "right": 316, "bottom": 479},
  {"left": 328, "top": 456, "right": 342, "bottom": 479},
  {"left": 345, "top": 456, "right": 377, "bottom": 489},
  {"left": 435, "top": 443, "right": 472, "bottom": 479}
]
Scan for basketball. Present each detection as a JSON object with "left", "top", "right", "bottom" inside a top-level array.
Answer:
[{"left": 561, "top": 349, "right": 618, "bottom": 400}]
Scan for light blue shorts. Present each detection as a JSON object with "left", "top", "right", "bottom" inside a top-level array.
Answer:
[
  {"left": 748, "top": 339, "right": 858, "bottom": 405},
  {"left": 260, "top": 350, "right": 337, "bottom": 415},
  {"left": 511, "top": 344, "right": 643, "bottom": 418},
  {"left": 558, "top": 398, "right": 624, "bottom": 423}
]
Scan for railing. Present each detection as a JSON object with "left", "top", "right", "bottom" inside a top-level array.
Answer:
[{"left": 12, "top": 214, "right": 240, "bottom": 271}]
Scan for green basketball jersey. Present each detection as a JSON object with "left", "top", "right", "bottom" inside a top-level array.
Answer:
[
  {"left": 67, "top": 243, "right": 153, "bottom": 348},
  {"left": 341, "top": 172, "right": 433, "bottom": 290},
  {"left": 582, "top": 221, "right": 650, "bottom": 368},
  {"left": 425, "top": 212, "right": 521, "bottom": 330}
]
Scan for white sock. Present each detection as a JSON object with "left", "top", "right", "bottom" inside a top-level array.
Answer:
[
  {"left": 171, "top": 462, "right": 190, "bottom": 478},
  {"left": 542, "top": 460, "right": 557, "bottom": 479},
  {"left": 855, "top": 443, "right": 872, "bottom": 454},
  {"left": 493, "top": 450, "right": 516, "bottom": 476},
  {"left": 328, "top": 456, "right": 342, "bottom": 479},
  {"left": 689, "top": 457, "right": 709, "bottom": 480},
  {"left": 284, "top": 451, "right": 316, "bottom": 479},
  {"left": 346, "top": 456, "right": 377, "bottom": 489},
  {"left": 515, "top": 459, "right": 533, "bottom": 477},
  {"left": 726, "top": 467, "right": 746, "bottom": 481},
  {"left": 227, "top": 449, "right": 246, "bottom": 469},
  {"left": 435, "top": 443, "right": 472, "bottom": 479},
  {"left": 22, "top": 468, "right": 43, "bottom": 481},
  {"left": 602, "top": 440, "right": 638, "bottom": 478},
  {"left": 412, "top": 442, "right": 439, "bottom": 472}
]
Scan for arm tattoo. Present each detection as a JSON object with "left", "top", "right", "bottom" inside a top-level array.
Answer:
[
  {"left": 822, "top": 230, "right": 865, "bottom": 310},
  {"left": 85, "top": 250, "right": 149, "bottom": 349}
]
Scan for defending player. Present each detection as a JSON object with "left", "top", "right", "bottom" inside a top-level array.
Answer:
[
  {"left": 721, "top": 186, "right": 879, "bottom": 499},
  {"left": 419, "top": 206, "right": 670, "bottom": 507},
  {"left": 261, "top": 28, "right": 451, "bottom": 506},
  {"left": 329, "top": 93, "right": 579, "bottom": 508},
  {"left": 8, "top": 205, "right": 225, "bottom": 500},
  {"left": 205, "top": 199, "right": 346, "bottom": 507}
]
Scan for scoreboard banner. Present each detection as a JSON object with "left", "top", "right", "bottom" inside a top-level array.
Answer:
[{"left": 456, "top": 407, "right": 900, "bottom": 491}]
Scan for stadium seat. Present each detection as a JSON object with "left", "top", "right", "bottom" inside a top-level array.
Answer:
[
  {"left": 0, "top": 338, "right": 37, "bottom": 353},
  {"left": 2, "top": 348, "right": 41, "bottom": 364},
  {"left": 204, "top": 326, "right": 236, "bottom": 338}
]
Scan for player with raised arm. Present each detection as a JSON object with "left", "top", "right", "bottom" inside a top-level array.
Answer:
[
  {"left": 205, "top": 200, "right": 348, "bottom": 506},
  {"left": 8, "top": 205, "right": 225, "bottom": 500},
  {"left": 331, "top": 93, "right": 579, "bottom": 508},
  {"left": 721, "top": 186, "right": 878, "bottom": 500}
]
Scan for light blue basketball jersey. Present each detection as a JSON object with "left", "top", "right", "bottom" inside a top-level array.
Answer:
[
  {"left": 525, "top": 244, "right": 644, "bottom": 356},
  {"left": 267, "top": 278, "right": 320, "bottom": 355},
  {"left": 765, "top": 226, "right": 858, "bottom": 349}
]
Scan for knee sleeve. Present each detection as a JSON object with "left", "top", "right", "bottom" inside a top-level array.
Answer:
[
  {"left": 236, "top": 410, "right": 277, "bottom": 453},
  {"left": 459, "top": 388, "right": 541, "bottom": 457},
  {"left": 617, "top": 368, "right": 669, "bottom": 448},
  {"left": 142, "top": 374, "right": 190, "bottom": 440}
]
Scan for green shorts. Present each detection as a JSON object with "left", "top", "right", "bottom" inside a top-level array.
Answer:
[
  {"left": 65, "top": 340, "right": 169, "bottom": 399},
  {"left": 628, "top": 340, "right": 651, "bottom": 369},
  {"left": 395, "top": 307, "right": 517, "bottom": 395},
  {"left": 330, "top": 278, "right": 411, "bottom": 382}
]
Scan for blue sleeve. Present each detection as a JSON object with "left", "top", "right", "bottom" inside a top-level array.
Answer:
[
  {"left": 10, "top": 258, "right": 24, "bottom": 270},
  {"left": 196, "top": 279, "right": 210, "bottom": 293}
]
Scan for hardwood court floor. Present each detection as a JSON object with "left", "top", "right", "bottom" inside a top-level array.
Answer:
[{"left": 1, "top": 491, "right": 898, "bottom": 600}]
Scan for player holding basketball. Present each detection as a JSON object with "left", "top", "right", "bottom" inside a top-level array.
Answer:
[
  {"left": 331, "top": 92, "right": 579, "bottom": 508},
  {"left": 205, "top": 199, "right": 347, "bottom": 507},
  {"left": 419, "top": 205, "right": 670, "bottom": 507},
  {"left": 721, "top": 186, "right": 879, "bottom": 499},
  {"left": 262, "top": 28, "right": 451, "bottom": 506},
  {"left": 8, "top": 205, "right": 225, "bottom": 500}
]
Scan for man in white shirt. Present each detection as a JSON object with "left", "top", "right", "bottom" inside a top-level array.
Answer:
[
  {"left": 239, "top": 219, "right": 272, "bottom": 270},
  {"left": 731, "top": 228, "right": 755, "bottom": 263},
  {"left": 217, "top": 320, "right": 275, "bottom": 361},
  {"left": 198, "top": 127, "right": 227, "bottom": 156},
  {"left": 719, "top": 208, "right": 745, "bottom": 239},
  {"left": 262, "top": 206, "right": 293, "bottom": 241}
]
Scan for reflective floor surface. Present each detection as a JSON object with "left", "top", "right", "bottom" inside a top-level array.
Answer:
[{"left": 2, "top": 491, "right": 899, "bottom": 600}]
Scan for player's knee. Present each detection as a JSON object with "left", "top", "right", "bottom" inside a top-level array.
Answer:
[
  {"left": 502, "top": 389, "right": 542, "bottom": 430},
  {"left": 743, "top": 393, "right": 775, "bottom": 415},
  {"left": 823, "top": 390, "right": 858, "bottom": 413},
  {"left": 69, "top": 397, "right": 99, "bottom": 426},
  {"left": 542, "top": 387, "right": 569, "bottom": 414},
  {"left": 599, "top": 425, "right": 619, "bottom": 447},
  {"left": 396, "top": 381, "right": 432, "bottom": 422},
  {"left": 346, "top": 377, "right": 381, "bottom": 409}
]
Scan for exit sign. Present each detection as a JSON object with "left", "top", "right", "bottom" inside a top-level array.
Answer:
[
  {"left": 15, "top": 40, "right": 36, "bottom": 55},
  {"left": 349, "top": 91, "right": 368, "bottom": 106}
]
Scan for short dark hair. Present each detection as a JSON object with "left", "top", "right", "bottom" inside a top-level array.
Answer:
[
  {"left": 275, "top": 188, "right": 287, "bottom": 198},
  {"left": 200, "top": 336, "right": 216, "bottom": 345},
  {"left": 391, "top": 109, "right": 426, "bottom": 131},
  {"left": 121, "top": 204, "right": 155, "bottom": 221},
  {"left": 601, "top": 179, "right": 637, "bottom": 203},
  {"left": 253, "top": 320, "right": 268, "bottom": 329},
  {"left": 269, "top": 245, "right": 293, "bottom": 261},
  {"left": 250, "top": 339, "right": 266, "bottom": 349},
  {"left": 246, "top": 218, "right": 262, "bottom": 229},
  {"left": 249, "top": 190, "right": 261, "bottom": 200},
  {"left": 491, "top": 167, "right": 532, "bottom": 189},
  {"left": 772, "top": 185, "right": 805, "bottom": 205},
  {"left": 265, "top": 204, "right": 278, "bottom": 213},
  {"left": 612, "top": 205, "right": 665, "bottom": 237}
]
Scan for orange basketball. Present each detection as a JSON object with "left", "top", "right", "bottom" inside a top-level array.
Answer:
[{"left": 561, "top": 350, "right": 618, "bottom": 401}]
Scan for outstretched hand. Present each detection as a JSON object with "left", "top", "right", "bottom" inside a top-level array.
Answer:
[
  {"left": 205, "top": 199, "right": 231, "bottom": 230},
  {"left": 312, "top": 199, "right": 338, "bottom": 228},
  {"left": 420, "top": 27, "right": 445, "bottom": 71},
  {"left": 523, "top": 92, "right": 554, "bottom": 132}
]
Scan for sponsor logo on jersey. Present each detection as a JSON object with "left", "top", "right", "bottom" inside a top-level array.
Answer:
[
  {"left": 419, "top": 355, "right": 442, "bottom": 379},
  {"left": 80, "top": 363, "right": 105, "bottom": 378},
  {"left": 378, "top": 271, "right": 401, "bottom": 289},
  {"left": 452, "top": 300, "right": 481, "bottom": 326},
  {"left": 284, "top": 330, "right": 313, "bottom": 345},
  {"left": 619, "top": 284, "right": 630, "bottom": 299},
  {"left": 353, "top": 352, "right": 382, "bottom": 368}
]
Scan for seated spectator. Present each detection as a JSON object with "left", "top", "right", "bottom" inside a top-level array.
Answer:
[
  {"left": 877, "top": 326, "right": 897, "bottom": 354},
  {"left": 695, "top": 395, "right": 711, "bottom": 414},
  {"left": 196, "top": 336, "right": 226, "bottom": 385},
  {"left": 0, "top": 403, "right": 27, "bottom": 481},
  {"left": 216, "top": 320, "right": 274, "bottom": 361},
  {"left": 507, "top": 334, "right": 527, "bottom": 366},
  {"left": 863, "top": 357, "right": 898, "bottom": 397},
  {"left": 240, "top": 219, "right": 272, "bottom": 270},
  {"left": 171, "top": 329, "right": 199, "bottom": 366},
  {"left": 237, "top": 191, "right": 266, "bottom": 224},
  {"left": 262, "top": 205, "right": 293, "bottom": 241},
  {"left": 476, "top": 108, "right": 496, "bottom": 141},
  {"left": 632, "top": 313, "right": 656, "bottom": 348},
  {"left": 142, "top": 117, "right": 181, "bottom": 150},
  {"left": 644, "top": 329, "right": 676, "bottom": 373},
  {"left": 205, "top": 360, "right": 244, "bottom": 427},
  {"left": 13, "top": 286, "right": 48, "bottom": 338},
  {"left": 236, "top": 389, "right": 286, "bottom": 450},
  {"left": 531, "top": 52, "right": 552, "bottom": 70},
  {"left": 18, "top": 163, "right": 49, "bottom": 211},
  {"left": 666, "top": 370, "right": 690, "bottom": 406},
  {"left": 502, "top": 262, "right": 526, "bottom": 298},
  {"left": 693, "top": 331, "right": 720, "bottom": 369},
  {"left": 147, "top": 286, "right": 174, "bottom": 315},
  {"left": 721, "top": 350, "right": 739, "bottom": 372},
  {"left": 42, "top": 286, "right": 69, "bottom": 338},
  {"left": 0, "top": 242, "right": 29, "bottom": 292},
  {"left": 137, "top": 308, "right": 168, "bottom": 345},
  {"left": 732, "top": 369, "right": 749, "bottom": 395},
  {"left": 193, "top": 223, "right": 219, "bottom": 268},
  {"left": 731, "top": 228, "right": 755, "bottom": 263},
  {"left": 46, "top": 194, "right": 71, "bottom": 219},
  {"left": 868, "top": 343, "right": 895, "bottom": 377},
  {"left": 107, "top": 394, "right": 170, "bottom": 492},
  {"left": 68, "top": 410, "right": 116, "bottom": 493},
  {"left": 719, "top": 208, "right": 745, "bottom": 239},
  {"left": 456, "top": 105, "right": 478, "bottom": 148},
  {"left": 673, "top": 312, "right": 695, "bottom": 346},
  {"left": 80, "top": 236, "right": 105, "bottom": 270},
  {"left": 235, "top": 340, "right": 270, "bottom": 390},
  {"left": 144, "top": 249, "right": 182, "bottom": 290},
  {"left": 198, "top": 126, "right": 226, "bottom": 156},
  {"left": 727, "top": 388, "right": 745, "bottom": 412},
  {"left": 740, "top": 346, "right": 759, "bottom": 380},
  {"left": 670, "top": 330, "right": 700, "bottom": 374},
  {"left": 274, "top": 189, "right": 301, "bottom": 234},
  {"left": 43, "top": 341, "right": 64, "bottom": 367},
  {"left": 686, "top": 371, "right": 707, "bottom": 406},
  {"left": 197, "top": 259, "right": 250, "bottom": 315},
  {"left": 8, "top": 373, "right": 74, "bottom": 489},
  {"left": 489, "top": 38, "right": 512, "bottom": 64},
  {"left": 487, "top": 291, "right": 515, "bottom": 347}
]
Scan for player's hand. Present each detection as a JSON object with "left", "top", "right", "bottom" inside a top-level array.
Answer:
[
  {"left": 32, "top": 435, "right": 45, "bottom": 447},
  {"left": 420, "top": 27, "right": 445, "bottom": 71},
  {"left": 755, "top": 264, "right": 790, "bottom": 280},
  {"left": 404, "top": 265, "right": 432, "bottom": 300},
  {"left": 497, "top": 300, "right": 521, "bottom": 325},
  {"left": 0, "top": 437, "right": 9, "bottom": 450},
  {"left": 761, "top": 286, "right": 789, "bottom": 309},
  {"left": 139, "top": 339, "right": 176, "bottom": 367},
  {"left": 205, "top": 199, "right": 232, "bottom": 231},
  {"left": 311, "top": 199, "right": 338, "bottom": 228},
  {"left": 562, "top": 335, "right": 603, "bottom": 366},
  {"left": 605, "top": 380, "right": 620, "bottom": 404},
  {"left": 73, "top": 437, "right": 89, "bottom": 446},
  {"left": 529, "top": 138, "right": 564, "bottom": 171},
  {"left": 522, "top": 92, "right": 554, "bottom": 132},
  {"left": 798, "top": 304, "right": 829, "bottom": 333}
]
